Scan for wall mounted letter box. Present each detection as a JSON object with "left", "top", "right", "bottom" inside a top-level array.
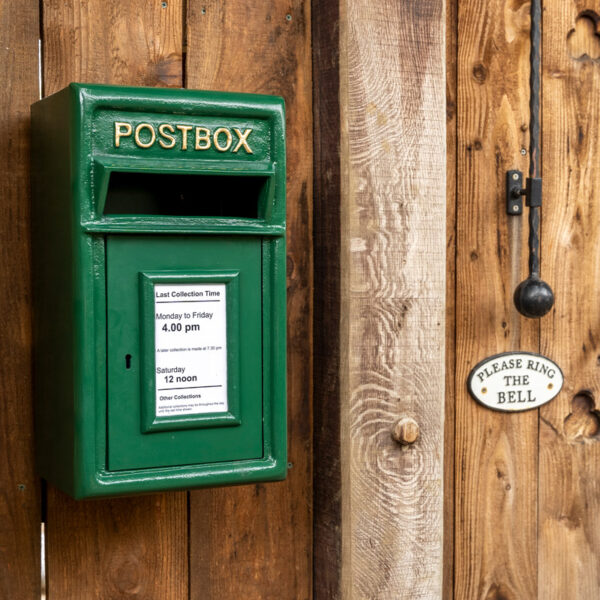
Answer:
[{"left": 31, "top": 84, "right": 286, "bottom": 498}]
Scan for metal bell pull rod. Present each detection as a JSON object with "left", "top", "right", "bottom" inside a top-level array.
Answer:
[{"left": 508, "top": 0, "right": 554, "bottom": 318}]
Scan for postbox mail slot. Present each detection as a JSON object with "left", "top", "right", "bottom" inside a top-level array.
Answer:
[{"left": 104, "top": 171, "right": 270, "bottom": 218}]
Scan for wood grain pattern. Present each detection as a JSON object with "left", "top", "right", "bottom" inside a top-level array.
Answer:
[
  {"left": 339, "top": 0, "right": 446, "bottom": 596},
  {"left": 43, "top": 0, "right": 183, "bottom": 91},
  {"left": 454, "top": 0, "right": 540, "bottom": 598},
  {"left": 0, "top": 1, "right": 41, "bottom": 598},
  {"left": 42, "top": 2, "right": 189, "bottom": 598},
  {"left": 185, "top": 2, "right": 313, "bottom": 598},
  {"left": 444, "top": 0, "right": 457, "bottom": 597},
  {"left": 312, "top": 0, "right": 342, "bottom": 597},
  {"left": 540, "top": 1, "right": 600, "bottom": 597},
  {"left": 46, "top": 490, "right": 188, "bottom": 598}
]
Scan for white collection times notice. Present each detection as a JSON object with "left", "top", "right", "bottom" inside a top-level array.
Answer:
[{"left": 154, "top": 283, "right": 227, "bottom": 417}]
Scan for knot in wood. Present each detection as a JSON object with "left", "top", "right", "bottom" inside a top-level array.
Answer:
[{"left": 391, "top": 417, "right": 419, "bottom": 446}]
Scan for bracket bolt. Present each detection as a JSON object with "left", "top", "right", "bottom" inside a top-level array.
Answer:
[{"left": 391, "top": 417, "right": 420, "bottom": 445}]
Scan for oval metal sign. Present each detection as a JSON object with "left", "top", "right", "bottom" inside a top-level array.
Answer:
[{"left": 467, "top": 352, "right": 563, "bottom": 412}]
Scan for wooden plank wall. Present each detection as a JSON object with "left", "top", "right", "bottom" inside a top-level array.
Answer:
[
  {"left": 454, "top": 0, "right": 539, "bottom": 597},
  {"left": 43, "top": 3, "right": 189, "bottom": 597},
  {"left": 323, "top": 0, "right": 447, "bottom": 597},
  {"left": 312, "top": 0, "right": 343, "bottom": 597},
  {"left": 0, "top": 1, "right": 41, "bottom": 598},
  {"left": 186, "top": 2, "right": 313, "bottom": 598},
  {"left": 540, "top": 1, "right": 600, "bottom": 597},
  {"left": 444, "top": 0, "right": 457, "bottom": 596},
  {"left": 8, "top": 0, "right": 600, "bottom": 597},
  {"left": 0, "top": 1, "right": 312, "bottom": 598},
  {"left": 452, "top": 0, "right": 600, "bottom": 598}
]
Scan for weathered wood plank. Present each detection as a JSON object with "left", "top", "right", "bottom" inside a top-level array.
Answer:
[
  {"left": 185, "top": 2, "right": 313, "bottom": 598},
  {"left": 444, "top": 0, "right": 457, "bottom": 597},
  {"left": 539, "top": 2, "right": 600, "bottom": 597},
  {"left": 0, "top": 1, "right": 41, "bottom": 597},
  {"left": 42, "top": 2, "right": 188, "bottom": 598},
  {"left": 454, "top": 0, "right": 540, "bottom": 598},
  {"left": 43, "top": 0, "right": 183, "bottom": 91},
  {"left": 339, "top": 0, "right": 446, "bottom": 596},
  {"left": 46, "top": 490, "right": 188, "bottom": 598},
  {"left": 312, "top": 0, "right": 342, "bottom": 597}
]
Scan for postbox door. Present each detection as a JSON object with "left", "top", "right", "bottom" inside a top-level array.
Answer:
[{"left": 106, "top": 234, "right": 263, "bottom": 471}]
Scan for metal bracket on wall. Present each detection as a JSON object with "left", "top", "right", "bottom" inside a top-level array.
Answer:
[
  {"left": 506, "top": 170, "right": 524, "bottom": 215},
  {"left": 506, "top": 170, "right": 543, "bottom": 216}
]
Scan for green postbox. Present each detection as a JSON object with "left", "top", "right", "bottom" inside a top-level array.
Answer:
[{"left": 31, "top": 84, "right": 286, "bottom": 498}]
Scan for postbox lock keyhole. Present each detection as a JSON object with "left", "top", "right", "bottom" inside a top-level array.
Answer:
[{"left": 125, "top": 354, "right": 132, "bottom": 369}]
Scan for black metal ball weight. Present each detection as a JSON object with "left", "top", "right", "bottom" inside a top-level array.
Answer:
[{"left": 513, "top": 276, "right": 554, "bottom": 318}]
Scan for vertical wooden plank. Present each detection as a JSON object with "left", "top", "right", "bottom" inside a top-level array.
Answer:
[
  {"left": 0, "top": 1, "right": 41, "bottom": 597},
  {"left": 540, "top": 1, "right": 600, "bottom": 597},
  {"left": 42, "top": 2, "right": 188, "bottom": 598},
  {"left": 312, "top": 0, "right": 342, "bottom": 597},
  {"left": 186, "top": 2, "right": 313, "bottom": 598},
  {"left": 43, "top": 0, "right": 183, "bottom": 91},
  {"left": 46, "top": 494, "right": 188, "bottom": 598},
  {"left": 444, "top": 0, "right": 457, "bottom": 597},
  {"left": 339, "top": 0, "right": 446, "bottom": 596},
  {"left": 455, "top": 0, "right": 539, "bottom": 597}
]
